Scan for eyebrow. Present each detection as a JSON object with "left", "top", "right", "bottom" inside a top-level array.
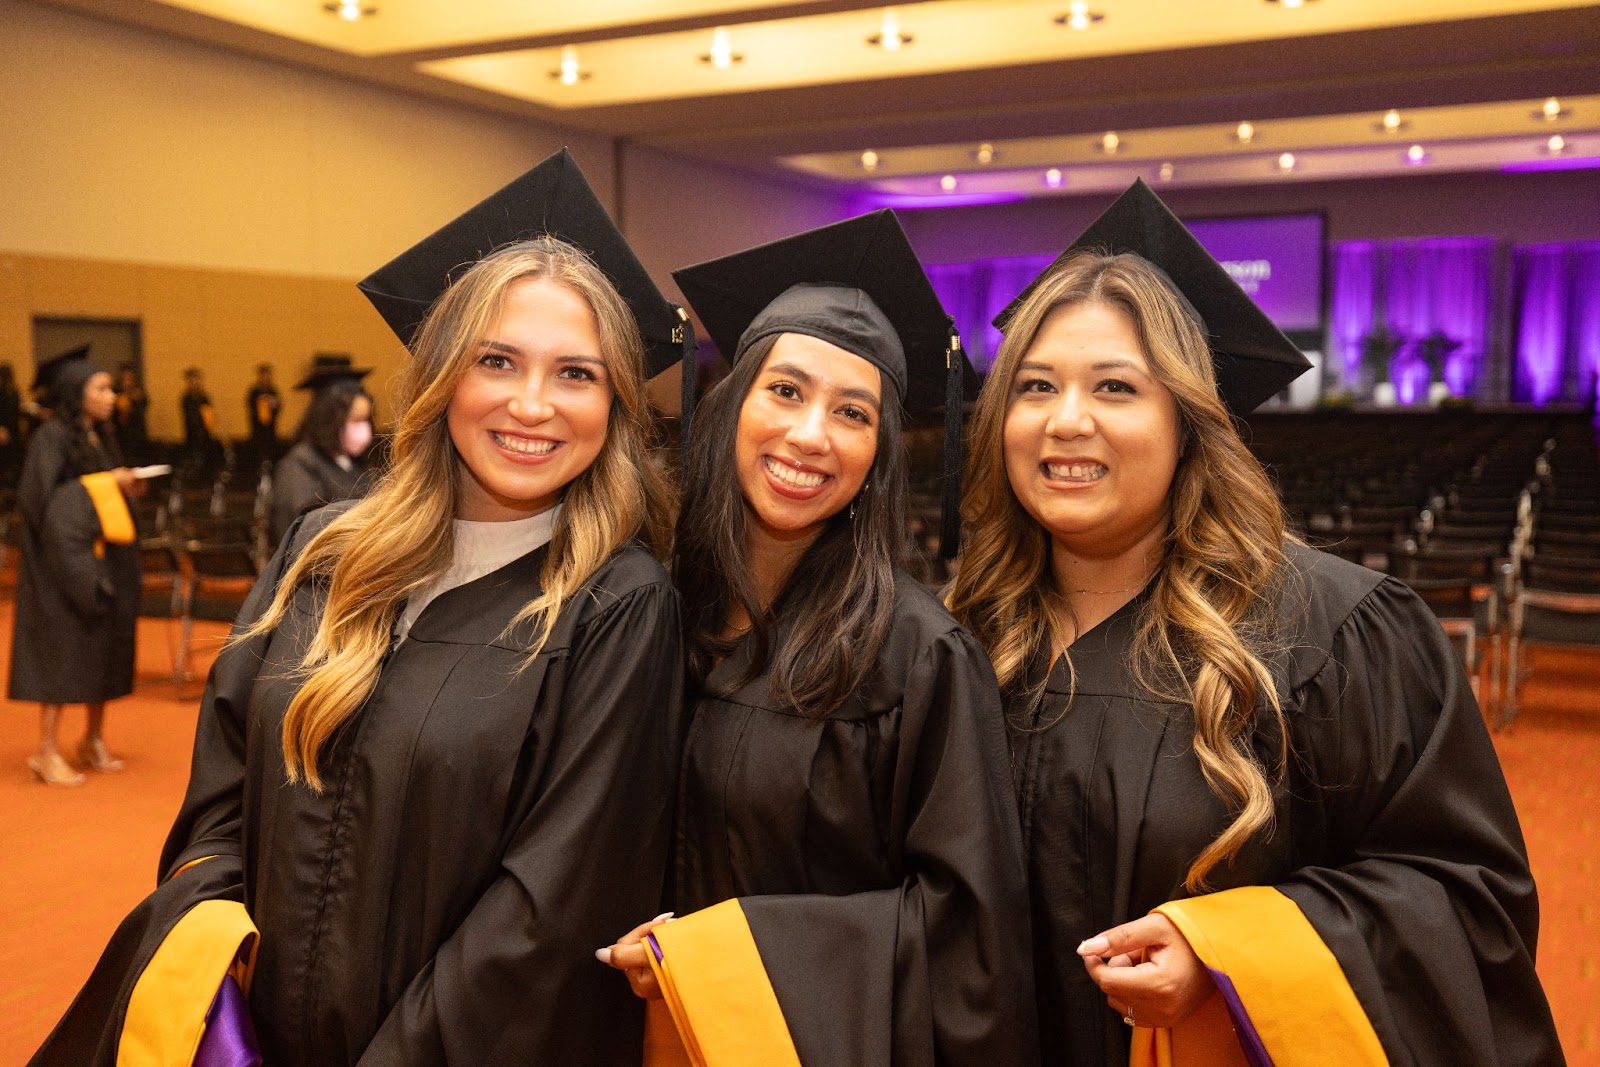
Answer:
[
  {"left": 763, "top": 360, "right": 881, "bottom": 411},
  {"left": 477, "top": 340, "right": 605, "bottom": 367},
  {"left": 1017, "top": 357, "right": 1148, "bottom": 374}
]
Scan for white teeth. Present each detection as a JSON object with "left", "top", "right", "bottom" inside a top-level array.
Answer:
[
  {"left": 492, "top": 432, "right": 557, "bottom": 456},
  {"left": 1045, "top": 462, "right": 1108, "bottom": 482},
  {"left": 765, "top": 457, "right": 827, "bottom": 489}
]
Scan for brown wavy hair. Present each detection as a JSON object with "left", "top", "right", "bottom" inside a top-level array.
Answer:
[
  {"left": 243, "top": 238, "right": 674, "bottom": 790},
  {"left": 946, "top": 252, "right": 1292, "bottom": 890}
]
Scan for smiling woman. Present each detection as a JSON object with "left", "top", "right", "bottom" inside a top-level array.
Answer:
[
  {"left": 948, "top": 179, "right": 1561, "bottom": 1066},
  {"left": 599, "top": 211, "right": 1038, "bottom": 1065},
  {"left": 447, "top": 277, "right": 614, "bottom": 521},
  {"left": 33, "top": 149, "right": 691, "bottom": 1066}
]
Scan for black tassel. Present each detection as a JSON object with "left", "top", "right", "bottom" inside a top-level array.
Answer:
[
  {"left": 676, "top": 307, "right": 697, "bottom": 449},
  {"left": 941, "top": 327, "right": 965, "bottom": 559}
]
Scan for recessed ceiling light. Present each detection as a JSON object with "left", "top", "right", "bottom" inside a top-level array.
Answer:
[
  {"left": 1233, "top": 121, "right": 1257, "bottom": 144},
  {"left": 699, "top": 27, "right": 744, "bottom": 68},
  {"left": 866, "top": 8, "right": 913, "bottom": 50},
  {"left": 1265, "top": 0, "right": 1316, "bottom": 7},
  {"left": 973, "top": 143, "right": 999, "bottom": 165},
  {"left": 859, "top": 150, "right": 881, "bottom": 172},
  {"left": 1277, "top": 152, "right": 1297, "bottom": 172},
  {"left": 1534, "top": 97, "right": 1570, "bottom": 122},
  {"left": 1546, "top": 134, "right": 1568, "bottom": 154},
  {"left": 939, "top": 174, "right": 958, "bottom": 192},
  {"left": 1096, "top": 131, "right": 1122, "bottom": 154},
  {"left": 1158, "top": 162, "right": 1175, "bottom": 182},
  {"left": 1044, "top": 168, "right": 1064, "bottom": 188},
  {"left": 1406, "top": 144, "right": 1429, "bottom": 165},
  {"left": 323, "top": 1, "right": 375, "bottom": 20},
  {"left": 549, "top": 46, "right": 591, "bottom": 85},
  {"left": 1053, "top": 2, "right": 1105, "bottom": 30},
  {"left": 1375, "top": 109, "right": 1409, "bottom": 134}
]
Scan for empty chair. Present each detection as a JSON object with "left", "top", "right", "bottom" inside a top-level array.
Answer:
[{"left": 1504, "top": 556, "right": 1600, "bottom": 726}]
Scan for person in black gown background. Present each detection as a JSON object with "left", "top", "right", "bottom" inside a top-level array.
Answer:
[
  {"left": 32, "top": 149, "right": 689, "bottom": 1065},
  {"left": 112, "top": 362, "right": 150, "bottom": 464},
  {"left": 947, "top": 181, "right": 1561, "bottom": 1066},
  {"left": 0, "top": 362, "right": 24, "bottom": 485},
  {"left": 9, "top": 349, "right": 141, "bottom": 787},
  {"left": 268, "top": 355, "right": 375, "bottom": 550},
  {"left": 602, "top": 212, "right": 1037, "bottom": 1065},
  {"left": 244, "top": 362, "right": 281, "bottom": 461}
]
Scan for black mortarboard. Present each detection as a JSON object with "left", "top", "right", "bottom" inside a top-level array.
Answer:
[
  {"left": 357, "top": 147, "right": 692, "bottom": 387},
  {"left": 295, "top": 353, "right": 372, "bottom": 391},
  {"left": 33, "top": 344, "right": 100, "bottom": 404},
  {"left": 673, "top": 209, "right": 970, "bottom": 555},
  {"left": 993, "top": 179, "right": 1311, "bottom": 415}
]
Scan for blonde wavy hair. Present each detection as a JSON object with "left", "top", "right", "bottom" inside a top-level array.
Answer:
[
  {"left": 244, "top": 238, "right": 673, "bottom": 790},
  {"left": 947, "top": 252, "right": 1292, "bottom": 890}
]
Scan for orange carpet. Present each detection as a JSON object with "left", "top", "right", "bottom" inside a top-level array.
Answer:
[{"left": 1, "top": 608, "right": 1596, "bottom": 1064}]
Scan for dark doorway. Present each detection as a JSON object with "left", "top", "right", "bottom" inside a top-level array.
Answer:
[{"left": 31, "top": 318, "right": 143, "bottom": 386}]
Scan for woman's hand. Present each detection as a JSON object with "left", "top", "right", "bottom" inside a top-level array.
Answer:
[
  {"left": 1077, "top": 913, "right": 1215, "bottom": 1029},
  {"left": 595, "top": 912, "right": 674, "bottom": 1000},
  {"left": 111, "top": 467, "right": 145, "bottom": 497}
]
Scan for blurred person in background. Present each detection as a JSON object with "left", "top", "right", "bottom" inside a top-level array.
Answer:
[
  {"left": 268, "top": 354, "right": 375, "bottom": 549},
  {"left": 10, "top": 345, "right": 141, "bottom": 787}
]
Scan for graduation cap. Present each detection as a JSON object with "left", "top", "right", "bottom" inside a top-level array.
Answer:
[
  {"left": 356, "top": 148, "right": 694, "bottom": 427},
  {"left": 993, "top": 179, "right": 1311, "bottom": 415},
  {"left": 295, "top": 353, "right": 372, "bottom": 391},
  {"left": 32, "top": 344, "right": 101, "bottom": 405},
  {"left": 673, "top": 209, "right": 969, "bottom": 556}
]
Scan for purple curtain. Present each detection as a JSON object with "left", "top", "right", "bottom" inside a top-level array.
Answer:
[
  {"left": 1420, "top": 238, "right": 1495, "bottom": 396},
  {"left": 1513, "top": 245, "right": 1571, "bottom": 405},
  {"left": 1330, "top": 237, "right": 1495, "bottom": 402},
  {"left": 1575, "top": 244, "right": 1600, "bottom": 410},
  {"left": 1330, "top": 242, "right": 1377, "bottom": 387}
]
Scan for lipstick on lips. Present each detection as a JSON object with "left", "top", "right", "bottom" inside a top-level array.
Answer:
[
  {"left": 491, "top": 430, "right": 561, "bottom": 461},
  {"left": 762, "top": 454, "right": 832, "bottom": 500}
]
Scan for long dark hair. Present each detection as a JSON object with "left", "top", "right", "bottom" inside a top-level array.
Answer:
[
  {"left": 674, "top": 335, "right": 908, "bottom": 717},
  {"left": 296, "top": 378, "right": 371, "bottom": 461},
  {"left": 55, "top": 369, "right": 122, "bottom": 475}
]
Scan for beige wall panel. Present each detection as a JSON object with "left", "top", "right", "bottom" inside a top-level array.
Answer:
[
  {"left": 0, "top": 0, "right": 614, "bottom": 278},
  {"left": 621, "top": 144, "right": 846, "bottom": 312},
  {"left": 3, "top": 252, "right": 406, "bottom": 441}
]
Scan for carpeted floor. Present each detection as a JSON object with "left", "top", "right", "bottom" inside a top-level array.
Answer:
[{"left": 1, "top": 609, "right": 1596, "bottom": 1064}]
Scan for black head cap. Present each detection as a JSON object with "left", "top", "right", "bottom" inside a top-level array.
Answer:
[
  {"left": 33, "top": 343, "right": 101, "bottom": 404},
  {"left": 295, "top": 353, "right": 372, "bottom": 391},
  {"left": 357, "top": 147, "right": 685, "bottom": 378},
  {"left": 993, "top": 179, "right": 1311, "bottom": 414},
  {"left": 673, "top": 210, "right": 962, "bottom": 417}
]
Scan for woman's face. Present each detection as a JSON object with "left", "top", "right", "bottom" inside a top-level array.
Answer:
[
  {"left": 82, "top": 371, "right": 117, "bottom": 423},
  {"left": 341, "top": 394, "right": 373, "bottom": 457},
  {"left": 1002, "top": 301, "right": 1181, "bottom": 560},
  {"left": 447, "top": 277, "right": 613, "bottom": 522},
  {"left": 735, "top": 333, "right": 881, "bottom": 545}
]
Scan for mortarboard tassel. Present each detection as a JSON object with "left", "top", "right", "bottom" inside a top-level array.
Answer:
[
  {"left": 676, "top": 306, "right": 697, "bottom": 448},
  {"left": 941, "top": 326, "right": 965, "bottom": 559}
]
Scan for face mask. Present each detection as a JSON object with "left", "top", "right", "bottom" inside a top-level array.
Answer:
[{"left": 341, "top": 419, "right": 373, "bottom": 457}]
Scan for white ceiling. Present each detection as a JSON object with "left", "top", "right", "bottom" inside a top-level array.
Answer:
[{"left": 32, "top": 0, "right": 1600, "bottom": 197}]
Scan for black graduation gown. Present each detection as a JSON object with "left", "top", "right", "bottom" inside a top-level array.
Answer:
[
  {"left": 1012, "top": 543, "right": 1562, "bottom": 1066},
  {"left": 33, "top": 503, "right": 686, "bottom": 1066},
  {"left": 673, "top": 575, "right": 1039, "bottom": 1064},
  {"left": 7, "top": 419, "right": 137, "bottom": 703},
  {"left": 270, "top": 440, "right": 370, "bottom": 548}
]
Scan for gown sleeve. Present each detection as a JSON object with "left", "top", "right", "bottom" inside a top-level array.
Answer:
[
  {"left": 28, "top": 517, "right": 310, "bottom": 1067},
  {"left": 649, "top": 627, "right": 1038, "bottom": 1066},
  {"left": 357, "top": 580, "right": 686, "bottom": 1066},
  {"left": 1269, "top": 578, "right": 1560, "bottom": 1066}
]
